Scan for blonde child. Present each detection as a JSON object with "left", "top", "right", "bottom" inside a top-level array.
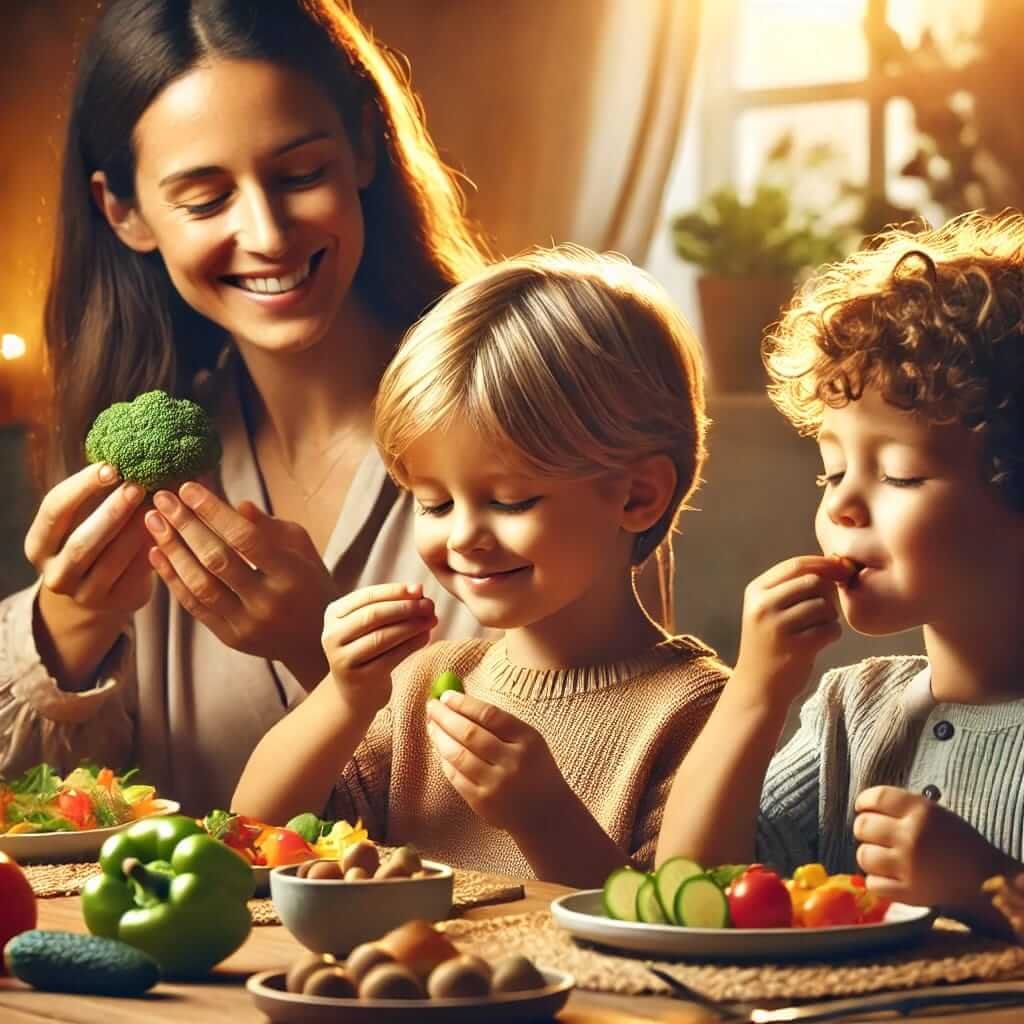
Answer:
[
  {"left": 233, "top": 247, "right": 728, "bottom": 886},
  {"left": 657, "top": 211, "right": 1024, "bottom": 932}
]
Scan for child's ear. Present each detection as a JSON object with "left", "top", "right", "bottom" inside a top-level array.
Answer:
[
  {"left": 353, "top": 102, "right": 377, "bottom": 190},
  {"left": 622, "top": 454, "right": 678, "bottom": 535},
  {"left": 90, "top": 171, "right": 158, "bottom": 253}
]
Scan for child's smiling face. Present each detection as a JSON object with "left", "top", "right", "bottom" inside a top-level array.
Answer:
[
  {"left": 814, "top": 385, "right": 1024, "bottom": 637},
  {"left": 404, "top": 420, "right": 636, "bottom": 633}
]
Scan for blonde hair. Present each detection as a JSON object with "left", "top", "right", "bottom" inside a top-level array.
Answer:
[
  {"left": 374, "top": 245, "right": 709, "bottom": 631},
  {"left": 765, "top": 210, "right": 1024, "bottom": 510}
]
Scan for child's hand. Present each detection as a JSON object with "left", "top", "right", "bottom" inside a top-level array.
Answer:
[
  {"left": 322, "top": 583, "right": 436, "bottom": 713},
  {"left": 854, "top": 786, "right": 1015, "bottom": 910},
  {"left": 733, "top": 555, "right": 847, "bottom": 702},
  {"left": 426, "top": 690, "right": 570, "bottom": 834}
]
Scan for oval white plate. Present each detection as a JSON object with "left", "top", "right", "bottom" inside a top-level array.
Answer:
[
  {"left": 0, "top": 799, "right": 181, "bottom": 863},
  {"left": 550, "top": 889, "right": 935, "bottom": 961},
  {"left": 246, "top": 967, "right": 574, "bottom": 1023}
]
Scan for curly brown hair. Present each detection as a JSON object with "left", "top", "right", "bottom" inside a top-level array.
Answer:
[{"left": 764, "top": 210, "right": 1024, "bottom": 511}]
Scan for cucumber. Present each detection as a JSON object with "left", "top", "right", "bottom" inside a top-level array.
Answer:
[
  {"left": 636, "top": 876, "right": 669, "bottom": 923},
  {"left": 654, "top": 856, "right": 703, "bottom": 923},
  {"left": 602, "top": 867, "right": 647, "bottom": 921},
  {"left": 674, "top": 874, "right": 730, "bottom": 929},
  {"left": 4, "top": 930, "right": 160, "bottom": 996}
]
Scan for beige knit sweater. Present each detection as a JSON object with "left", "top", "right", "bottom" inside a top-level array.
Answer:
[{"left": 328, "top": 636, "right": 728, "bottom": 877}]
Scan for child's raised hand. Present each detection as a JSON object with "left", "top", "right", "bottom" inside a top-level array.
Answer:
[
  {"left": 426, "top": 690, "right": 570, "bottom": 834},
  {"left": 322, "top": 583, "right": 436, "bottom": 713},
  {"left": 733, "top": 555, "right": 848, "bottom": 702},
  {"left": 854, "top": 786, "right": 1015, "bottom": 910}
]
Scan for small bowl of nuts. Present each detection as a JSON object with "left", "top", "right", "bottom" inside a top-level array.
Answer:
[{"left": 269, "top": 843, "right": 454, "bottom": 956}]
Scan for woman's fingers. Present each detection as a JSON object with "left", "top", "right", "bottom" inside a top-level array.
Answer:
[
  {"left": 39, "top": 481, "right": 147, "bottom": 594},
  {"left": 25, "top": 463, "right": 122, "bottom": 568},
  {"left": 147, "top": 491, "right": 261, "bottom": 599},
  {"left": 76, "top": 510, "right": 152, "bottom": 603},
  {"left": 178, "top": 484, "right": 276, "bottom": 571}
]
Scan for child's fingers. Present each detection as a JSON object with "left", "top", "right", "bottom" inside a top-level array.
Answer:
[
  {"left": 855, "top": 785, "right": 914, "bottom": 817},
  {"left": 767, "top": 573, "right": 842, "bottom": 614},
  {"left": 330, "top": 616, "right": 435, "bottom": 670},
  {"left": 774, "top": 595, "right": 839, "bottom": 636},
  {"left": 853, "top": 811, "right": 897, "bottom": 848},
  {"left": 433, "top": 747, "right": 487, "bottom": 808},
  {"left": 326, "top": 582, "right": 425, "bottom": 622},
  {"left": 432, "top": 690, "right": 521, "bottom": 743},
  {"left": 327, "top": 596, "right": 435, "bottom": 646},
  {"left": 426, "top": 699, "right": 505, "bottom": 765},
  {"left": 758, "top": 554, "right": 852, "bottom": 590},
  {"left": 427, "top": 720, "right": 496, "bottom": 783},
  {"left": 856, "top": 842, "right": 903, "bottom": 882}
]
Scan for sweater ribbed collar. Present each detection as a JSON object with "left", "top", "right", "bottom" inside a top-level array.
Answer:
[{"left": 482, "top": 634, "right": 714, "bottom": 701}]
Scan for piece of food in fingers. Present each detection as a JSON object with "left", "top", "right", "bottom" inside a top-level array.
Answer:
[
  {"left": 983, "top": 873, "right": 1024, "bottom": 937},
  {"left": 834, "top": 554, "right": 862, "bottom": 588},
  {"left": 85, "top": 390, "right": 221, "bottom": 492}
]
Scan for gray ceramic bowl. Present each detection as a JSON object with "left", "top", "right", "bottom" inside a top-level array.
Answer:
[{"left": 269, "top": 859, "right": 454, "bottom": 956}]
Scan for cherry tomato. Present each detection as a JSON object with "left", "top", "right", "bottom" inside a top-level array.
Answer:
[
  {"left": 255, "top": 827, "right": 316, "bottom": 867},
  {"left": 0, "top": 853, "right": 36, "bottom": 973},
  {"left": 859, "top": 895, "right": 891, "bottom": 924},
  {"left": 57, "top": 788, "right": 96, "bottom": 829},
  {"left": 728, "top": 866, "right": 792, "bottom": 928},
  {"left": 800, "top": 886, "right": 861, "bottom": 927}
]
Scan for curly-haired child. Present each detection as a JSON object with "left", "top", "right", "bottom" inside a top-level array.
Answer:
[
  {"left": 658, "top": 211, "right": 1024, "bottom": 933},
  {"left": 234, "top": 246, "right": 728, "bottom": 886}
]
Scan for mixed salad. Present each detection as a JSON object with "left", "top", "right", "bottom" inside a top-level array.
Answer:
[
  {"left": 603, "top": 858, "right": 891, "bottom": 929},
  {"left": 0, "top": 763, "right": 160, "bottom": 834}
]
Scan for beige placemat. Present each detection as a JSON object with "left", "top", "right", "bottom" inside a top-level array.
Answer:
[
  {"left": 26, "top": 861, "right": 524, "bottom": 925},
  {"left": 436, "top": 911, "right": 1024, "bottom": 1003}
]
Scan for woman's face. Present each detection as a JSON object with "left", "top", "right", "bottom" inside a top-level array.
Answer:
[{"left": 114, "top": 58, "right": 373, "bottom": 353}]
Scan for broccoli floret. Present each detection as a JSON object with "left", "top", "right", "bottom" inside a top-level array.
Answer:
[{"left": 84, "top": 390, "right": 222, "bottom": 491}]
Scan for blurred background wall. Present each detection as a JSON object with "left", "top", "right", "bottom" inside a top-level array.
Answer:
[{"left": 5, "top": 0, "right": 1022, "bottom": 679}]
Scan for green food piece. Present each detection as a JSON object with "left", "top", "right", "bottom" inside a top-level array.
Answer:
[
  {"left": 84, "top": 390, "right": 222, "bottom": 492},
  {"left": 4, "top": 930, "right": 160, "bottom": 996},
  {"left": 654, "top": 856, "right": 704, "bottom": 924},
  {"left": 602, "top": 866, "right": 647, "bottom": 922},
  {"left": 429, "top": 670, "right": 464, "bottom": 700},
  {"left": 285, "top": 812, "right": 326, "bottom": 844},
  {"left": 674, "top": 874, "right": 730, "bottom": 928},
  {"left": 81, "top": 815, "right": 253, "bottom": 978},
  {"left": 636, "top": 876, "right": 669, "bottom": 924},
  {"left": 708, "top": 863, "right": 749, "bottom": 890}
]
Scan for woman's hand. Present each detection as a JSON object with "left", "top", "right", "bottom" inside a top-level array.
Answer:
[
  {"left": 144, "top": 481, "right": 341, "bottom": 688},
  {"left": 854, "top": 785, "right": 1019, "bottom": 914},
  {"left": 733, "top": 554, "right": 848, "bottom": 704},
  {"left": 322, "top": 583, "right": 436, "bottom": 713},
  {"left": 26, "top": 463, "right": 152, "bottom": 617},
  {"left": 426, "top": 690, "right": 572, "bottom": 835}
]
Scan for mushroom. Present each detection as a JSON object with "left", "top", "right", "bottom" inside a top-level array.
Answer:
[
  {"left": 358, "top": 962, "right": 425, "bottom": 1000},
  {"left": 426, "top": 954, "right": 492, "bottom": 999}
]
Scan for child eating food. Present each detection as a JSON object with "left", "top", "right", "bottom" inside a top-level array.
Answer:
[
  {"left": 658, "top": 211, "right": 1024, "bottom": 934},
  {"left": 233, "top": 246, "right": 728, "bottom": 886}
]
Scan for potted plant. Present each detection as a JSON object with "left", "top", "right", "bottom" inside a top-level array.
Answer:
[{"left": 671, "top": 180, "right": 849, "bottom": 393}]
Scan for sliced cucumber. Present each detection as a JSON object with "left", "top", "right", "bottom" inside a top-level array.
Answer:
[
  {"left": 674, "top": 874, "right": 730, "bottom": 929},
  {"left": 602, "top": 867, "right": 647, "bottom": 922},
  {"left": 654, "top": 856, "right": 704, "bottom": 923},
  {"left": 636, "top": 876, "right": 669, "bottom": 923}
]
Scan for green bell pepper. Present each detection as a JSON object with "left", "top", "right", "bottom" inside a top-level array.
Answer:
[{"left": 81, "top": 814, "right": 253, "bottom": 978}]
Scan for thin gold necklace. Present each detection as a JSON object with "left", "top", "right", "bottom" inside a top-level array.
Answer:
[{"left": 269, "top": 431, "right": 352, "bottom": 503}]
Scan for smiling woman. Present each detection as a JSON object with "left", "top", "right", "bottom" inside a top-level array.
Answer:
[{"left": 0, "top": 0, "right": 492, "bottom": 816}]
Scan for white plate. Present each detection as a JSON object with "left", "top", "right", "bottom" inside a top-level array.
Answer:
[
  {"left": 0, "top": 799, "right": 181, "bottom": 863},
  {"left": 246, "top": 967, "right": 574, "bottom": 1023},
  {"left": 550, "top": 889, "right": 935, "bottom": 961}
]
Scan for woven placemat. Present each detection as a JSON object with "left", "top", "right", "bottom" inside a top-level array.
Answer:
[
  {"left": 25, "top": 861, "right": 523, "bottom": 926},
  {"left": 436, "top": 911, "right": 1024, "bottom": 1003}
]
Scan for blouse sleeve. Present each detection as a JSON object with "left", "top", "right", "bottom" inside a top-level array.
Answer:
[
  {"left": 0, "top": 582, "right": 137, "bottom": 777},
  {"left": 326, "top": 704, "right": 393, "bottom": 840}
]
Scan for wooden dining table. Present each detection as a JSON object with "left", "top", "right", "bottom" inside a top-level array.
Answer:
[{"left": 2, "top": 879, "right": 1024, "bottom": 1023}]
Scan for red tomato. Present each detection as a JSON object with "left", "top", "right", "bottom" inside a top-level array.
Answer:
[
  {"left": 800, "top": 886, "right": 861, "bottom": 928},
  {"left": 0, "top": 853, "right": 37, "bottom": 972},
  {"left": 728, "top": 867, "right": 792, "bottom": 928},
  {"left": 859, "top": 897, "right": 891, "bottom": 924},
  {"left": 255, "top": 827, "right": 316, "bottom": 867},
  {"left": 57, "top": 788, "right": 96, "bottom": 829}
]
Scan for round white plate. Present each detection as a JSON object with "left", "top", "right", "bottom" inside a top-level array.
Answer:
[
  {"left": 550, "top": 889, "right": 935, "bottom": 961},
  {"left": 0, "top": 799, "right": 181, "bottom": 863},
  {"left": 246, "top": 967, "right": 574, "bottom": 1023}
]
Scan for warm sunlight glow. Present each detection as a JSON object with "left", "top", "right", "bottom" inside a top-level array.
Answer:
[{"left": 1, "top": 334, "right": 27, "bottom": 361}]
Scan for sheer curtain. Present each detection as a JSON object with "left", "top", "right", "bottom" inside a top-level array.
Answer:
[{"left": 356, "top": 0, "right": 702, "bottom": 262}]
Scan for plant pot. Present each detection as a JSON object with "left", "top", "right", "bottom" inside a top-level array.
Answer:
[{"left": 696, "top": 274, "right": 796, "bottom": 394}]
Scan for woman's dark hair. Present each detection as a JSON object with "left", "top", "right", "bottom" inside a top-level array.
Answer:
[{"left": 44, "top": 0, "right": 487, "bottom": 482}]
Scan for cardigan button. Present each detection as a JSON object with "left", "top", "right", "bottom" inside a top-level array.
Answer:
[
  {"left": 933, "top": 720, "right": 955, "bottom": 741},
  {"left": 922, "top": 784, "right": 941, "bottom": 801}
]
